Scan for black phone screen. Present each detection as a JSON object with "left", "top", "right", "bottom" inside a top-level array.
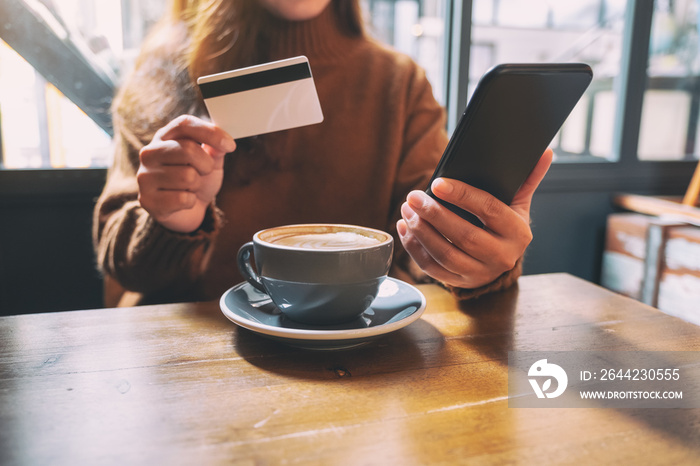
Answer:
[{"left": 427, "top": 63, "right": 593, "bottom": 226}]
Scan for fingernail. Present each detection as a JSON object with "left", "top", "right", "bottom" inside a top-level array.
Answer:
[
  {"left": 401, "top": 202, "right": 416, "bottom": 220},
  {"left": 432, "top": 178, "right": 453, "bottom": 195},
  {"left": 406, "top": 191, "right": 425, "bottom": 210},
  {"left": 396, "top": 219, "right": 407, "bottom": 237},
  {"left": 222, "top": 136, "right": 236, "bottom": 153}
]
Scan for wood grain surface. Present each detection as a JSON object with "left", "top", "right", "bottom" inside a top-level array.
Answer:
[{"left": 1, "top": 273, "right": 699, "bottom": 465}]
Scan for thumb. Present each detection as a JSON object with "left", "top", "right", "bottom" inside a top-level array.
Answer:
[
  {"left": 202, "top": 142, "right": 232, "bottom": 169},
  {"left": 511, "top": 148, "right": 553, "bottom": 217}
]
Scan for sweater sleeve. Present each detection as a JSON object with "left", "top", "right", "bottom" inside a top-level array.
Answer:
[
  {"left": 92, "top": 20, "right": 226, "bottom": 301},
  {"left": 388, "top": 62, "right": 522, "bottom": 300},
  {"left": 92, "top": 128, "right": 223, "bottom": 297}
]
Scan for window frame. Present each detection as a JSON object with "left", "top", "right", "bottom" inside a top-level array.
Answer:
[
  {"left": 450, "top": 0, "right": 697, "bottom": 194},
  {"left": 0, "top": 0, "right": 115, "bottom": 136}
]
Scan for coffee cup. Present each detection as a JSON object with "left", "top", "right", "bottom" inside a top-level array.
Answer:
[{"left": 237, "top": 223, "right": 393, "bottom": 325}]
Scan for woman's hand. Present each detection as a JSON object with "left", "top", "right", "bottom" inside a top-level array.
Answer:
[
  {"left": 397, "top": 148, "right": 553, "bottom": 289},
  {"left": 137, "top": 115, "right": 236, "bottom": 233}
]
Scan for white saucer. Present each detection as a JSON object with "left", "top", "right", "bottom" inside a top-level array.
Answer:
[{"left": 219, "top": 277, "right": 426, "bottom": 350}]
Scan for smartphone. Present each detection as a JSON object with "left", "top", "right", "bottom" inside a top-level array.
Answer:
[{"left": 427, "top": 63, "right": 593, "bottom": 226}]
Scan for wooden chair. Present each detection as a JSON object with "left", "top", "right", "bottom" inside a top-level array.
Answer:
[
  {"left": 682, "top": 159, "right": 700, "bottom": 207},
  {"left": 613, "top": 160, "right": 700, "bottom": 224}
]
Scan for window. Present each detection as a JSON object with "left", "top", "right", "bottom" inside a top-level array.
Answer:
[
  {"left": 639, "top": 0, "right": 700, "bottom": 160},
  {"left": 0, "top": 0, "right": 164, "bottom": 170},
  {"left": 0, "top": 0, "right": 696, "bottom": 188},
  {"left": 367, "top": 0, "right": 448, "bottom": 105},
  {"left": 0, "top": 39, "right": 112, "bottom": 169},
  {"left": 470, "top": 0, "right": 628, "bottom": 162}
]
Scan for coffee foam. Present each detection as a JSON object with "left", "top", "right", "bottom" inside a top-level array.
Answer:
[{"left": 270, "top": 231, "right": 382, "bottom": 250}]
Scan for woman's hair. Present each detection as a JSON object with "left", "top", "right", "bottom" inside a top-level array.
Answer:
[
  {"left": 175, "top": 0, "right": 365, "bottom": 81},
  {"left": 112, "top": 0, "right": 364, "bottom": 153}
]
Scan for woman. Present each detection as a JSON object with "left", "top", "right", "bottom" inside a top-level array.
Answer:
[{"left": 93, "top": 0, "right": 551, "bottom": 306}]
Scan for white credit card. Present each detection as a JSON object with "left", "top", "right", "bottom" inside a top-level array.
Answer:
[{"left": 197, "top": 56, "right": 324, "bottom": 139}]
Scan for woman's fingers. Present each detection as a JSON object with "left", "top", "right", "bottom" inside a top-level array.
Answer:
[
  {"left": 398, "top": 149, "right": 552, "bottom": 289},
  {"left": 140, "top": 140, "right": 217, "bottom": 177},
  {"left": 136, "top": 115, "right": 234, "bottom": 233},
  {"left": 399, "top": 181, "right": 535, "bottom": 288},
  {"left": 157, "top": 115, "right": 236, "bottom": 154},
  {"left": 429, "top": 179, "right": 530, "bottom": 240},
  {"left": 139, "top": 189, "right": 198, "bottom": 219},
  {"left": 405, "top": 190, "right": 527, "bottom": 268},
  {"left": 396, "top": 217, "right": 493, "bottom": 288}
]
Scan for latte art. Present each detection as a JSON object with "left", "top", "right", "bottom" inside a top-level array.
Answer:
[{"left": 270, "top": 231, "right": 382, "bottom": 250}]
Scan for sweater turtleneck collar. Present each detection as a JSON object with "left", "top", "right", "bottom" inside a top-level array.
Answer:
[{"left": 263, "top": 5, "right": 364, "bottom": 64}]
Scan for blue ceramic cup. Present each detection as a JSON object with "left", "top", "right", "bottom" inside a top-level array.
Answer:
[{"left": 237, "top": 224, "right": 394, "bottom": 325}]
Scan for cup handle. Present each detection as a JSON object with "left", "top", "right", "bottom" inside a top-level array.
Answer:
[{"left": 237, "top": 242, "right": 267, "bottom": 293}]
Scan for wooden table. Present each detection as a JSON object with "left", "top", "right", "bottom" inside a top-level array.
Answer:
[{"left": 1, "top": 273, "right": 699, "bottom": 465}]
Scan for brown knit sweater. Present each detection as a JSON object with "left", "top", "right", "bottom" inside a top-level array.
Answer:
[{"left": 93, "top": 8, "right": 522, "bottom": 307}]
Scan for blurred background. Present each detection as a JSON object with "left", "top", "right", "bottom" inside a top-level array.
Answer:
[{"left": 0, "top": 0, "right": 697, "bottom": 314}]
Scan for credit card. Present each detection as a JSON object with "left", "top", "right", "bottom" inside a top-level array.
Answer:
[{"left": 197, "top": 56, "right": 324, "bottom": 139}]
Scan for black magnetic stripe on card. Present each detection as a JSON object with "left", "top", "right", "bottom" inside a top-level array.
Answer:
[{"left": 198, "top": 62, "right": 312, "bottom": 99}]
